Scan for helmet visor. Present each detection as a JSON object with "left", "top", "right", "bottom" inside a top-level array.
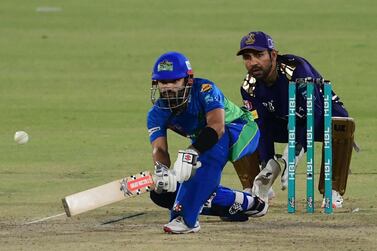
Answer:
[{"left": 151, "top": 79, "right": 191, "bottom": 110}]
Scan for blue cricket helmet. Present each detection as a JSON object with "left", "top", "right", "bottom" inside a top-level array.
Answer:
[{"left": 152, "top": 51, "right": 193, "bottom": 81}]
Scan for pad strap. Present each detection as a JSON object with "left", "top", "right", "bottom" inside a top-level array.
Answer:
[{"left": 234, "top": 191, "right": 244, "bottom": 204}]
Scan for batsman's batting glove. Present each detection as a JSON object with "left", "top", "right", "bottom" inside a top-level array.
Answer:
[
  {"left": 173, "top": 149, "right": 202, "bottom": 183},
  {"left": 153, "top": 162, "right": 177, "bottom": 194}
]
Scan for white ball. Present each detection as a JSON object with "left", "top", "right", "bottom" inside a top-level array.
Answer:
[{"left": 14, "top": 131, "right": 29, "bottom": 144}]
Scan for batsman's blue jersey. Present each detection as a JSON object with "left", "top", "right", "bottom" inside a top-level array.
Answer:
[
  {"left": 147, "top": 78, "right": 259, "bottom": 228},
  {"left": 148, "top": 78, "right": 259, "bottom": 162},
  {"left": 241, "top": 54, "right": 348, "bottom": 162}
]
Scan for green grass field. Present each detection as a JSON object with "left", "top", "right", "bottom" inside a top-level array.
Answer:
[{"left": 1, "top": 0, "right": 377, "bottom": 250}]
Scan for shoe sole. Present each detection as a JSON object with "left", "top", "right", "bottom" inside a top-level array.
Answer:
[
  {"left": 220, "top": 215, "right": 249, "bottom": 222},
  {"left": 163, "top": 226, "right": 200, "bottom": 234}
]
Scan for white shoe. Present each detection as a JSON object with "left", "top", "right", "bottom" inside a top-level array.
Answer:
[
  {"left": 321, "top": 190, "right": 344, "bottom": 209},
  {"left": 163, "top": 216, "right": 200, "bottom": 234},
  {"left": 245, "top": 196, "right": 269, "bottom": 217},
  {"left": 332, "top": 190, "right": 344, "bottom": 208}
]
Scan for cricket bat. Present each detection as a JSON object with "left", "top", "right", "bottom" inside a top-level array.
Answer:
[{"left": 62, "top": 171, "right": 154, "bottom": 217}]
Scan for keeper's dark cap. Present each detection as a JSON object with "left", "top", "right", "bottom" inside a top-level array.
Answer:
[{"left": 236, "top": 31, "right": 275, "bottom": 56}]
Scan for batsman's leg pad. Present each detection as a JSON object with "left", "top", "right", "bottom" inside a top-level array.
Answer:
[
  {"left": 201, "top": 186, "right": 259, "bottom": 221},
  {"left": 232, "top": 152, "right": 261, "bottom": 189},
  {"left": 319, "top": 117, "right": 355, "bottom": 196},
  {"left": 150, "top": 189, "right": 178, "bottom": 209}
]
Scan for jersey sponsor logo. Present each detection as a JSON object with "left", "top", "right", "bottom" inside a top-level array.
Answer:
[
  {"left": 262, "top": 100, "right": 275, "bottom": 112},
  {"left": 251, "top": 109, "right": 258, "bottom": 119},
  {"left": 148, "top": 126, "right": 161, "bottom": 136},
  {"left": 204, "top": 94, "right": 214, "bottom": 103},
  {"left": 201, "top": 83, "right": 212, "bottom": 92},
  {"left": 157, "top": 60, "right": 173, "bottom": 72}
]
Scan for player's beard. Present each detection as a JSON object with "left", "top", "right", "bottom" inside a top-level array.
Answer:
[
  {"left": 248, "top": 52, "right": 275, "bottom": 82},
  {"left": 249, "top": 61, "right": 273, "bottom": 81},
  {"left": 159, "top": 88, "right": 190, "bottom": 114}
]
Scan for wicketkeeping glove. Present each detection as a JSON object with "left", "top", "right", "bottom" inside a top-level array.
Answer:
[
  {"left": 278, "top": 144, "right": 304, "bottom": 191},
  {"left": 242, "top": 73, "right": 257, "bottom": 96},
  {"left": 173, "top": 149, "right": 202, "bottom": 183}
]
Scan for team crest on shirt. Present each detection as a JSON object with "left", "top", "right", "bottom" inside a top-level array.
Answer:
[
  {"left": 245, "top": 33, "right": 256, "bottom": 45},
  {"left": 201, "top": 83, "right": 212, "bottom": 92},
  {"left": 262, "top": 100, "right": 275, "bottom": 112},
  {"left": 157, "top": 60, "right": 173, "bottom": 72}
]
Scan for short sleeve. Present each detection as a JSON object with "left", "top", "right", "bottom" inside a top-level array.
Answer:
[
  {"left": 197, "top": 82, "right": 224, "bottom": 113},
  {"left": 147, "top": 106, "right": 168, "bottom": 143}
]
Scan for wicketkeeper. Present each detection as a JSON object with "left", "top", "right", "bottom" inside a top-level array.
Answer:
[
  {"left": 147, "top": 52, "right": 277, "bottom": 234},
  {"left": 234, "top": 31, "right": 356, "bottom": 209}
]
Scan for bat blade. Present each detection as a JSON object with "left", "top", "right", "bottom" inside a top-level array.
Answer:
[{"left": 62, "top": 171, "right": 154, "bottom": 217}]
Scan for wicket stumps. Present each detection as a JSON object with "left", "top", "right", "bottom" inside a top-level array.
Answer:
[{"left": 288, "top": 78, "right": 333, "bottom": 214}]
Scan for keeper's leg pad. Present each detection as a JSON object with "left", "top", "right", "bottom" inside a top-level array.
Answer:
[
  {"left": 252, "top": 159, "right": 281, "bottom": 202},
  {"left": 232, "top": 152, "right": 260, "bottom": 189},
  {"left": 319, "top": 117, "right": 355, "bottom": 196}
]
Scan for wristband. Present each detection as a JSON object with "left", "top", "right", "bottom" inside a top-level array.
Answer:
[{"left": 192, "top": 127, "right": 218, "bottom": 153}]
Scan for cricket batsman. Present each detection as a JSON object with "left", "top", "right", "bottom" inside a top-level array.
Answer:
[
  {"left": 235, "top": 31, "right": 356, "bottom": 209},
  {"left": 147, "top": 51, "right": 278, "bottom": 233}
]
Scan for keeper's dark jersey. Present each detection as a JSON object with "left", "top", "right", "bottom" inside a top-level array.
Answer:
[{"left": 240, "top": 54, "right": 348, "bottom": 162}]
